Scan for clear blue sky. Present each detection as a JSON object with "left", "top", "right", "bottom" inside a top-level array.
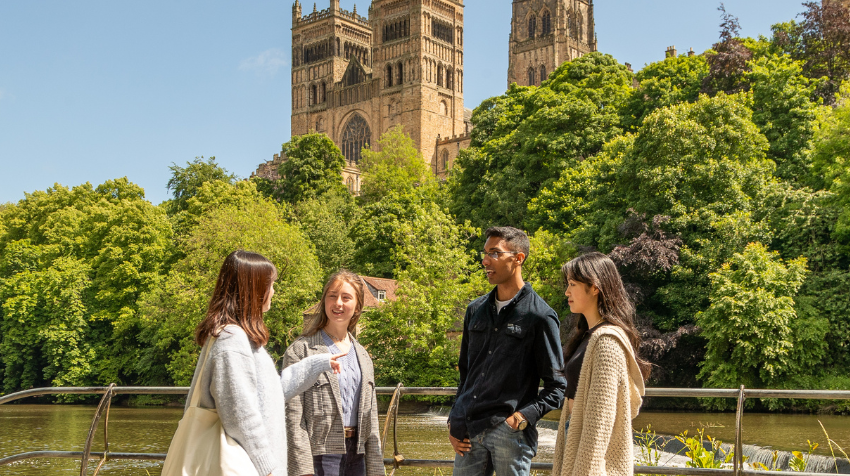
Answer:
[{"left": 0, "top": 0, "right": 809, "bottom": 205}]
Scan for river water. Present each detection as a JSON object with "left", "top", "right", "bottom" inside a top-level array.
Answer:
[{"left": 1, "top": 404, "right": 848, "bottom": 475}]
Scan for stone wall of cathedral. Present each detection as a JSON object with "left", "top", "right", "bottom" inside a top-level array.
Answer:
[{"left": 507, "top": 0, "right": 596, "bottom": 87}]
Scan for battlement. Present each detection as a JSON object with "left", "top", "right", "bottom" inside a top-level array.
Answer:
[{"left": 296, "top": 5, "right": 369, "bottom": 27}]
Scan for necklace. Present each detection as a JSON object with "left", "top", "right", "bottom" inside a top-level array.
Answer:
[{"left": 325, "top": 329, "right": 349, "bottom": 344}]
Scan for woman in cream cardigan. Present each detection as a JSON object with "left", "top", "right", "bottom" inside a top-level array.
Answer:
[{"left": 552, "top": 252, "right": 651, "bottom": 476}]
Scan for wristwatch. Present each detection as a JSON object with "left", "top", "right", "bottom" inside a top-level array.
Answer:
[{"left": 514, "top": 412, "right": 528, "bottom": 430}]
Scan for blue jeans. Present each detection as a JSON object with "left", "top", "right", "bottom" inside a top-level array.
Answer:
[
  {"left": 312, "top": 431, "right": 365, "bottom": 476},
  {"left": 452, "top": 421, "right": 534, "bottom": 476}
]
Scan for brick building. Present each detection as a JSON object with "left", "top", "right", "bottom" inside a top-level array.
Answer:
[{"left": 507, "top": 0, "right": 597, "bottom": 87}]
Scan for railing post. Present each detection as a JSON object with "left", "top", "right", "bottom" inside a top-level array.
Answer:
[
  {"left": 733, "top": 384, "right": 745, "bottom": 476},
  {"left": 80, "top": 383, "right": 115, "bottom": 476}
]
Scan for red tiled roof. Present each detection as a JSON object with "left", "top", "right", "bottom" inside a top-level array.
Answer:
[{"left": 302, "top": 275, "right": 399, "bottom": 316}]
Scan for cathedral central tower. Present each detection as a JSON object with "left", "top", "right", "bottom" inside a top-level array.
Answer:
[
  {"left": 507, "top": 0, "right": 597, "bottom": 87},
  {"left": 290, "top": 0, "right": 467, "bottom": 192}
]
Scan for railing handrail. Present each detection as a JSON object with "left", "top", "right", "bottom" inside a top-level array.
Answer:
[
  {"left": 2, "top": 385, "right": 850, "bottom": 475},
  {"left": 5, "top": 385, "right": 850, "bottom": 405}
]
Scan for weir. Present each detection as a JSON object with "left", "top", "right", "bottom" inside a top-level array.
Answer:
[{"left": 1, "top": 385, "right": 849, "bottom": 475}]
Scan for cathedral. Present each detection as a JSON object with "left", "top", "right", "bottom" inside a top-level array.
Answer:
[{"left": 256, "top": 0, "right": 597, "bottom": 192}]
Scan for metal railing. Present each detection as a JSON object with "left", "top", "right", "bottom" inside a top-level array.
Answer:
[{"left": 1, "top": 385, "right": 849, "bottom": 475}]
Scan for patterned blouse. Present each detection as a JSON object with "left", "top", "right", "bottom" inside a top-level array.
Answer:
[{"left": 321, "top": 330, "right": 362, "bottom": 428}]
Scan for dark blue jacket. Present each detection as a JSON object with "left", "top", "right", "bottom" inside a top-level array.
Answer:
[{"left": 449, "top": 282, "right": 566, "bottom": 452}]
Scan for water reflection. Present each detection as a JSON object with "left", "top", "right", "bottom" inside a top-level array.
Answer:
[{"left": 1, "top": 405, "right": 849, "bottom": 475}]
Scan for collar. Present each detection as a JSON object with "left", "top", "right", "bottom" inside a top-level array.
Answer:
[{"left": 487, "top": 281, "right": 532, "bottom": 308}]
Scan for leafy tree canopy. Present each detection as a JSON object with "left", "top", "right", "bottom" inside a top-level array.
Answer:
[
  {"left": 359, "top": 125, "right": 432, "bottom": 205},
  {"left": 271, "top": 133, "right": 348, "bottom": 205},
  {"left": 449, "top": 52, "right": 631, "bottom": 230},
  {"left": 166, "top": 156, "right": 237, "bottom": 213}
]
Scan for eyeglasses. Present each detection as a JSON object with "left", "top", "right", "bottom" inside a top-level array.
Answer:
[{"left": 480, "top": 250, "right": 518, "bottom": 260}]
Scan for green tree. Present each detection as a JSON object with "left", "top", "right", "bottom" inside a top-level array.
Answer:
[
  {"left": 358, "top": 204, "right": 487, "bottom": 389},
  {"left": 291, "top": 190, "right": 361, "bottom": 277},
  {"left": 138, "top": 182, "right": 322, "bottom": 386},
  {"left": 697, "top": 243, "right": 809, "bottom": 397},
  {"left": 271, "top": 133, "right": 348, "bottom": 205},
  {"left": 745, "top": 54, "right": 823, "bottom": 183},
  {"left": 166, "top": 156, "right": 237, "bottom": 213},
  {"left": 448, "top": 52, "right": 632, "bottom": 230},
  {"left": 359, "top": 126, "right": 432, "bottom": 204},
  {"left": 0, "top": 179, "right": 172, "bottom": 394},
  {"left": 810, "top": 83, "right": 850, "bottom": 240},
  {"left": 622, "top": 54, "right": 709, "bottom": 130}
]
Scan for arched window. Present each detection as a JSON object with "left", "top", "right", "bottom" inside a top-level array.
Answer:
[
  {"left": 441, "top": 150, "right": 449, "bottom": 171},
  {"left": 440, "top": 101, "right": 447, "bottom": 115},
  {"left": 397, "top": 62, "right": 404, "bottom": 84},
  {"left": 540, "top": 65, "right": 547, "bottom": 83},
  {"left": 341, "top": 114, "right": 371, "bottom": 164},
  {"left": 311, "top": 84, "right": 317, "bottom": 105},
  {"left": 577, "top": 11, "right": 584, "bottom": 42},
  {"left": 528, "top": 68, "right": 536, "bottom": 86},
  {"left": 437, "top": 64, "right": 444, "bottom": 87},
  {"left": 542, "top": 12, "right": 551, "bottom": 35},
  {"left": 321, "top": 82, "right": 327, "bottom": 103},
  {"left": 528, "top": 15, "right": 537, "bottom": 39},
  {"left": 386, "top": 64, "right": 394, "bottom": 87},
  {"left": 568, "top": 10, "right": 577, "bottom": 39}
]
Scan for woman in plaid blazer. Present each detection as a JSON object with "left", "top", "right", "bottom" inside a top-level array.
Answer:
[{"left": 283, "top": 270, "right": 383, "bottom": 476}]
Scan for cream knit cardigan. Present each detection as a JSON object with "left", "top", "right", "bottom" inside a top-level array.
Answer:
[{"left": 551, "top": 325, "right": 646, "bottom": 476}]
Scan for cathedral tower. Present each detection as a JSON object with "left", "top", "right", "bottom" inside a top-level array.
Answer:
[
  {"left": 290, "top": 0, "right": 467, "bottom": 193},
  {"left": 507, "top": 0, "right": 597, "bottom": 87}
]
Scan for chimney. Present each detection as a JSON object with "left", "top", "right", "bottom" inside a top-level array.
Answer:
[
  {"left": 625, "top": 62, "right": 633, "bottom": 73},
  {"left": 688, "top": 47, "right": 695, "bottom": 57},
  {"left": 665, "top": 45, "right": 677, "bottom": 58}
]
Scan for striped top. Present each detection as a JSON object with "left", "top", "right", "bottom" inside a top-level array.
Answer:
[{"left": 322, "top": 330, "right": 362, "bottom": 428}]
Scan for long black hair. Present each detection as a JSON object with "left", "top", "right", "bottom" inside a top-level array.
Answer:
[{"left": 562, "top": 252, "right": 651, "bottom": 380}]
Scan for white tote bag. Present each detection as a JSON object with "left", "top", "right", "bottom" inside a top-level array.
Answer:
[{"left": 161, "top": 337, "right": 261, "bottom": 476}]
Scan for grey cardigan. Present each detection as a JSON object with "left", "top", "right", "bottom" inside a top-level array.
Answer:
[
  {"left": 283, "top": 332, "right": 384, "bottom": 476},
  {"left": 184, "top": 325, "right": 332, "bottom": 476}
]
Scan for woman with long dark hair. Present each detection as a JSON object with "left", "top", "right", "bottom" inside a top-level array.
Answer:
[
  {"left": 182, "top": 250, "right": 343, "bottom": 476},
  {"left": 284, "top": 270, "right": 383, "bottom": 476},
  {"left": 551, "top": 252, "right": 651, "bottom": 476}
]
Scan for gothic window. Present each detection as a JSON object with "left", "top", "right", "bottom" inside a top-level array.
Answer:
[
  {"left": 384, "top": 17, "right": 411, "bottom": 42},
  {"left": 528, "top": 68, "right": 536, "bottom": 86},
  {"left": 311, "top": 84, "right": 317, "bottom": 105},
  {"left": 447, "top": 68, "right": 453, "bottom": 90},
  {"left": 432, "top": 18, "right": 454, "bottom": 43},
  {"left": 321, "top": 82, "right": 327, "bottom": 103},
  {"left": 441, "top": 150, "right": 449, "bottom": 171},
  {"left": 336, "top": 38, "right": 340, "bottom": 56},
  {"left": 540, "top": 65, "right": 547, "bottom": 83},
  {"left": 542, "top": 11, "right": 551, "bottom": 35},
  {"left": 568, "top": 10, "right": 577, "bottom": 39},
  {"left": 386, "top": 64, "right": 394, "bottom": 87},
  {"left": 528, "top": 15, "right": 537, "bottom": 39},
  {"left": 346, "top": 177, "right": 354, "bottom": 192},
  {"left": 577, "top": 11, "right": 584, "bottom": 42},
  {"left": 341, "top": 114, "right": 371, "bottom": 165},
  {"left": 437, "top": 64, "right": 444, "bottom": 87},
  {"left": 397, "top": 62, "right": 404, "bottom": 84}
]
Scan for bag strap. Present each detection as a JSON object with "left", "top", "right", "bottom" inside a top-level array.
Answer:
[{"left": 188, "top": 335, "right": 218, "bottom": 409}]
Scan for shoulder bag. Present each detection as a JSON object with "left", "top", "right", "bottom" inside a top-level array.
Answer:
[{"left": 161, "top": 337, "right": 261, "bottom": 476}]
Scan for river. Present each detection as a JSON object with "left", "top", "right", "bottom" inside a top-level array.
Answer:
[{"left": 1, "top": 404, "right": 849, "bottom": 475}]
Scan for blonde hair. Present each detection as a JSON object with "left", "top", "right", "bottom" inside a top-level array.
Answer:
[{"left": 303, "top": 269, "right": 365, "bottom": 337}]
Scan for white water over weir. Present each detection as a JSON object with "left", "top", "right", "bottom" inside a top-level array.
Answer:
[{"left": 0, "top": 385, "right": 848, "bottom": 475}]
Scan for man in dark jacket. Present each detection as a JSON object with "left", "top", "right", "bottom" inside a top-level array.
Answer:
[{"left": 448, "top": 226, "right": 566, "bottom": 476}]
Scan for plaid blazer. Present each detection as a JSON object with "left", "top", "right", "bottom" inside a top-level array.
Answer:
[{"left": 283, "top": 332, "right": 384, "bottom": 476}]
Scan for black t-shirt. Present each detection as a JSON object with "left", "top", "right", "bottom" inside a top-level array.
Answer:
[{"left": 564, "top": 322, "right": 610, "bottom": 400}]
